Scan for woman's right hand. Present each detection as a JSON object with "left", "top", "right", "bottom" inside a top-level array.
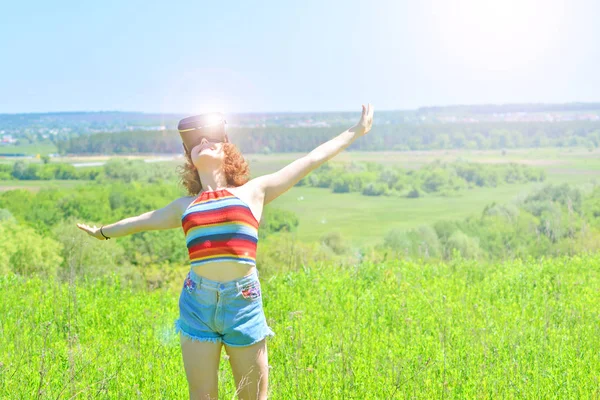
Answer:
[
  {"left": 352, "top": 103, "right": 374, "bottom": 137},
  {"left": 76, "top": 223, "right": 108, "bottom": 240}
]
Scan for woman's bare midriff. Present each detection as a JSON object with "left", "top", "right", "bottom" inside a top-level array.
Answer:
[{"left": 191, "top": 261, "right": 257, "bottom": 282}]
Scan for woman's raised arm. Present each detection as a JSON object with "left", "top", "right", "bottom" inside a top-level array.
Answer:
[{"left": 248, "top": 104, "right": 374, "bottom": 205}]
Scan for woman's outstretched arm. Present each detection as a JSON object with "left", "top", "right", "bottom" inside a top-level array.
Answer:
[
  {"left": 249, "top": 104, "right": 374, "bottom": 205},
  {"left": 76, "top": 196, "right": 189, "bottom": 240}
]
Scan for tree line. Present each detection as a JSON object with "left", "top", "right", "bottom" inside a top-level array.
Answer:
[
  {"left": 2, "top": 158, "right": 545, "bottom": 200},
  {"left": 298, "top": 160, "right": 545, "bottom": 197},
  {"left": 55, "top": 120, "right": 600, "bottom": 155}
]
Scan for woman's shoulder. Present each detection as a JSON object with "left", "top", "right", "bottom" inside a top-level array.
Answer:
[
  {"left": 179, "top": 194, "right": 199, "bottom": 215},
  {"left": 226, "top": 185, "right": 263, "bottom": 223}
]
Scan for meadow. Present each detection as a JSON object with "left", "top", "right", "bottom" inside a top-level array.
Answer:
[
  {"left": 252, "top": 148, "right": 600, "bottom": 245},
  {"left": 1, "top": 147, "right": 600, "bottom": 398},
  {"left": 2, "top": 254, "right": 599, "bottom": 398}
]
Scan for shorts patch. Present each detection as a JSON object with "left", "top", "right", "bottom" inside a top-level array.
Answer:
[
  {"left": 240, "top": 281, "right": 261, "bottom": 300},
  {"left": 183, "top": 273, "right": 197, "bottom": 293}
]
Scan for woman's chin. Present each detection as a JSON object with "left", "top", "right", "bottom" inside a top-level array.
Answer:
[{"left": 193, "top": 154, "right": 222, "bottom": 168}]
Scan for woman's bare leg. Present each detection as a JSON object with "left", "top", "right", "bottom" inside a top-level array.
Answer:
[
  {"left": 179, "top": 334, "right": 223, "bottom": 400},
  {"left": 225, "top": 338, "right": 269, "bottom": 400}
]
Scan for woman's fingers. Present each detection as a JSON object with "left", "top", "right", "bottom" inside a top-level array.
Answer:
[
  {"left": 76, "top": 223, "right": 98, "bottom": 237},
  {"left": 361, "top": 104, "right": 373, "bottom": 120}
]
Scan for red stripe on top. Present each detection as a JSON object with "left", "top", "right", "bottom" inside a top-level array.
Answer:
[
  {"left": 189, "top": 238, "right": 257, "bottom": 255},
  {"left": 189, "top": 244, "right": 257, "bottom": 260}
]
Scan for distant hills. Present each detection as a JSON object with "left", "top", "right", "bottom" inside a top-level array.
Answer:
[
  {"left": 1, "top": 103, "right": 599, "bottom": 142},
  {"left": 417, "top": 102, "right": 600, "bottom": 115}
]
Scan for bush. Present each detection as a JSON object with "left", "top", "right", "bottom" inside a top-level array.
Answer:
[
  {"left": 383, "top": 229, "right": 412, "bottom": 254},
  {"left": 0, "top": 208, "right": 15, "bottom": 222},
  {"left": 51, "top": 217, "right": 134, "bottom": 281},
  {"left": 362, "top": 182, "right": 389, "bottom": 196},
  {"left": 382, "top": 226, "right": 441, "bottom": 259},
  {"left": 256, "top": 232, "right": 336, "bottom": 278},
  {"left": 406, "top": 187, "right": 421, "bottom": 198},
  {"left": 421, "top": 168, "right": 450, "bottom": 193},
  {"left": 332, "top": 175, "right": 351, "bottom": 193},
  {"left": 446, "top": 230, "right": 481, "bottom": 259},
  {"left": 411, "top": 225, "right": 442, "bottom": 258},
  {"left": 0, "top": 164, "right": 13, "bottom": 180},
  {"left": 482, "top": 202, "right": 520, "bottom": 222},
  {"left": 0, "top": 219, "right": 63, "bottom": 278},
  {"left": 320, "top": 231, "right": 348, "bottom": 255},
  {"left": 259, "top": 207, "right": 300, "bottom": 239}
]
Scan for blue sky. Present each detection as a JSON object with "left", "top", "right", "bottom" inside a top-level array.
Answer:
[{"left": 0, "top": 0, "right": 598, "bottom": 114}]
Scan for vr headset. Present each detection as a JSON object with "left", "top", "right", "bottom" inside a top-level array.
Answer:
[{"left": 177, "top": 112, "right": 227, "bottom": 154}]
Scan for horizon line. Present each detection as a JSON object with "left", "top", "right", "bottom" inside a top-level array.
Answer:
[{"left": 2, "top": 101, "right": 600, "bottom": 116}]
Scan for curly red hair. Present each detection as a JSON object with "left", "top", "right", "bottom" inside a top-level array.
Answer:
[{"left": 177, "top": 143, "right": 250, "bottom": 196}]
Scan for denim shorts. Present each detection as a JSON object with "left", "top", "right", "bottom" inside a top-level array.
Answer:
[{"left": 174, "top": 268, "right": 275, "bottom": 347}]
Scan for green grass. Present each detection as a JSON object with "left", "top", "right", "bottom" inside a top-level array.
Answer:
[
  {"left": 0, "top": 143, "right": 57, "bottom": 156},
  {"left": 247, "top": 148, "right": 600, "bottom": 183},
  {"left": 269, "top": 184, "right": 543, "bottom": 246},
  {"left": 253, "top": 148, "right": 600, "bottom": 246},
  {"left": 2, "top": 254, "right": 599, "bottom": 398}
]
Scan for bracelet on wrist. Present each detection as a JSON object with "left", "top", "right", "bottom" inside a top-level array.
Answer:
[{"left": 100, "top": 226, "right": 111, "bottom": 240}]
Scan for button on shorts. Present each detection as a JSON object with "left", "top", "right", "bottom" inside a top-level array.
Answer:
[{"left": 174, "top": 268, "right": 275, "bottom": 347}]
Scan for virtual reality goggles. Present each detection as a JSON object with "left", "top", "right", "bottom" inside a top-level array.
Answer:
[{"left": 177, "top": 112, "right": 227, "bottom": 154}]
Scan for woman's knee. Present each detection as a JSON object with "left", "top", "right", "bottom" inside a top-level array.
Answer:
[{"left": 188, "top": 386, "right": 219, "bottom": 400}]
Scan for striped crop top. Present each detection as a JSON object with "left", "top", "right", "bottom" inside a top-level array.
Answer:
[{"left": 181, "top": 189, "right": 259, "bottom": 267}]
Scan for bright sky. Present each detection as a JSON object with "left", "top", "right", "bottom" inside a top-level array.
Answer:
[{"left": 0, "top": 0, "right": 598, "bottom": 114}]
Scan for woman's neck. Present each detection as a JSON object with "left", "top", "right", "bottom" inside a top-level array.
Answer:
[{"left": 197, "top": 170, "right": 228, "bottom": 192}]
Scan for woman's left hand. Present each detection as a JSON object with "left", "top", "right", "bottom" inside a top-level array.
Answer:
[{"left": 352, "top": 103, "right": 374, "bottom": 137}]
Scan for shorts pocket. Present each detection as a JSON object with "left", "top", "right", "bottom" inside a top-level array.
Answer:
[{"left": 238, "top": 280, "right": 262, "bottom": 301}]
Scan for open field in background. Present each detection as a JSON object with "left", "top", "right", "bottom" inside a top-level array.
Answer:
[
  {"left": 254, "top": 149, "right": 600, "bottom": 245},
  {"left": 4, "top": 147, "right": 599, "bottom": 184},
  {"left": 245, "top": 148, "right": 600, "bottom": 181},
  {"left": 0, "top": 142, "right": 56, "bottom": 156},
  {"left": 1, "top": 148, "right": 599, "bottom": 246},
  {"left": 270, "top": 184, "right": 540, "bottom": 246},
  {"left": 2, "top": 255, "right": 599, "bottom": 398}
]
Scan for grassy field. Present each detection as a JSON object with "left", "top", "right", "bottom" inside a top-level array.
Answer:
[
  {"left": 246, "top": 148, "right": 600, "bottom": 183},
  {"left": 269, "top": 184, "right": 540, "bottom": 246},
  {"left": 0, "top": 143, "right": 56, "bottom": 156},
  {"left": 2, "top": 254, "right": 599, "bottom": 398},
  {"left": 254, "top": 148, "right": 600, "bottom": 246}
]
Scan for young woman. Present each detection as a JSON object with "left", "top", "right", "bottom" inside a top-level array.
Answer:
[{"left": 76, "top": 104, "right": 374, "bottom": 400}]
